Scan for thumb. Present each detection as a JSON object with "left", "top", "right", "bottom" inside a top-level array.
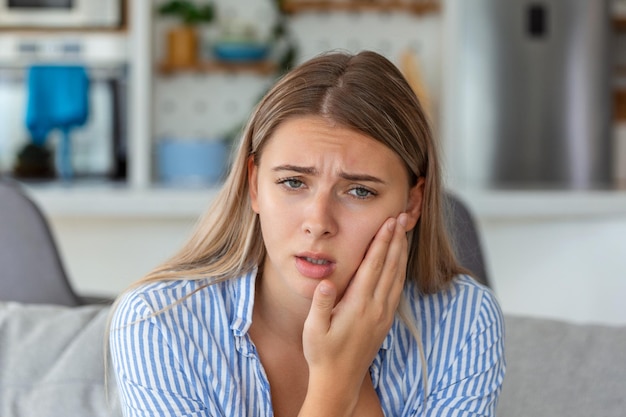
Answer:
[{"left": 306, "top": 280, "right": 337, "bottom": 331}]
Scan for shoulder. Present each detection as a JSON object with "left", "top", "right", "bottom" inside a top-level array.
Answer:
[
  {"left": 112, "top": 279, "right": 205, "bottom": 316},
  {"left": 407, "top": 273, "right": 501, "bottom": 315},
  {"left": 405, "top": 274, "right": 504, "bottom": 342},
  {"left": 110, "top": 272, "right": 257, "bottom": 329},
  {"left": 110, "top": 277, "right": 231, "bottom": 329},
  {"left": 376, "top": 276, "right": 505, "bottom": 414}
]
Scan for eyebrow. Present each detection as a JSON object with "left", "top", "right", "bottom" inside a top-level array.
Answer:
[{"left": 272, "top": 164, "right": 387, "bottom": 184}]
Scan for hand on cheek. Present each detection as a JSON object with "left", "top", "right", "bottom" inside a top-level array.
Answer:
[{"left": 301, "top": 212, "right": 409, "bottom": 411}]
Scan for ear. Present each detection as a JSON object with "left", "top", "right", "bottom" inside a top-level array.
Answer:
[
  {"left": 404, "top": 177, "right": 425, "bottom": 231},
  {"left": 248, "top": 156, "right": 260, "bottom": 213}
]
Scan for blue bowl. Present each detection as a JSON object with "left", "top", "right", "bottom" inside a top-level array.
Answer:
[
  {"left": 157, "top": 139, "right": 229, "bottom": 186},
  {"left": 213, "top": 43, "right": 269, "bottom": 62}
]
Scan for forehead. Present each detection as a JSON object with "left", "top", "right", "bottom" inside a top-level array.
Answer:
[
  {"left": 258, "top": 115, "right": 408, "bottom": 179},
  {"left": 261, "top": 116, "right": 393, "bottom": 159}
]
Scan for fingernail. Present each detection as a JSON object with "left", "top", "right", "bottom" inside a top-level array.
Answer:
[
  {"left": 387, "top": 218, "right": 397, "bottom": 232},
  {"left": 398, "top": 213, "right": 408, "bottom": 228},
  {"left": 319, "top": 282, "right": 332, "bottom": 295}
]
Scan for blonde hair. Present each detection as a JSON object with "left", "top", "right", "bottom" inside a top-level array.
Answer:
[{"left": 137, "top": 50, "right": 464, "bottom": 294}]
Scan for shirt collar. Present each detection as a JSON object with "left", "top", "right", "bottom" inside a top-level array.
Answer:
[
  {"left": 381, "top": 328, "right": 393, "bottom": 350},
  {"left": 228, "top": 266, "right": 395, "bottom": 351},
  {"left": 229, "top": 267, "right": 258, "bottom": 337}
]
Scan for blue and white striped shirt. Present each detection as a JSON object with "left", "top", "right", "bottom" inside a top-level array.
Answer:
[{"left": 109, "top": 271, "right": 505, "bottom": 417}]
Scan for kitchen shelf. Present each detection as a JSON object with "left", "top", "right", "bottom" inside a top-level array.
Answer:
[
  {"left": 0, "top": 26, "right": 128, "bottom": 33},
  {"left": 452, "top": 188, "right": 626, "bottom": 221},
  {"left": 280, "top": 1, "right": 440, "bottom": 15},
  {"left": 157, "top": 60, "right": 278, "bottom": 76},
  {"left": 24, "top": 182, "right": 219, "bottom": 219}
]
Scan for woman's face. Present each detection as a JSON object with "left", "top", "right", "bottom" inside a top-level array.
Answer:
[{"left": 248, "top": 116, "right": 424, "bottom": 304}]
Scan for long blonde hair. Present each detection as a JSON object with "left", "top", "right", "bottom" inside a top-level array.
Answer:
[{"left": 138, "top": 50, "right": 463, "bottom": 294}]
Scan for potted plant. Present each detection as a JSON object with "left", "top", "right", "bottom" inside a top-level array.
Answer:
[{"left": 158, "top": 1, "right": 215, "bottom": 69}]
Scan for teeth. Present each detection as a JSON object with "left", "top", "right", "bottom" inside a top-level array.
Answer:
[{"left": 306, "top": 257, "right": 328, "bottom": 265}]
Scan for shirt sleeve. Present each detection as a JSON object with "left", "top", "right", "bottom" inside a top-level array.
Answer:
[
  {"left": 423, "top": 289, "right": 506, "bottom": 417},
  {"left": 109, "top": 292, "right": 216, "bottom": 417}
]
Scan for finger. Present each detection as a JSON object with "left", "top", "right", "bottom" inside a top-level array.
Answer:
[
  {"left": 374, "top": 213, "right": 409, "bottom": 300},
  {"left": 304, "top": 280, "right": 337, "bottom": 335},
  {"left": 350, "top": 217, "right": 397, "bottom": 295}
]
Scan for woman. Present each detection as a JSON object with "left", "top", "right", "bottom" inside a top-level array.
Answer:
[{"left": 109, "top": 50, "right": 505, "bottom": 417}]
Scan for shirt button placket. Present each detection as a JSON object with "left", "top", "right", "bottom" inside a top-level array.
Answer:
[{"left": 249, "top": 347, "right": 273, "bottom": 416}]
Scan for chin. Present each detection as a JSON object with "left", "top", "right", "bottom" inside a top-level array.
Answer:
[{"left": 296, "top": 279, "right": 322, "bottom": 301}]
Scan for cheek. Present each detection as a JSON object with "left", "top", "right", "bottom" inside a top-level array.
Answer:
[
  {"left": 333, "top": 217, "right": 384, "bottom": 296},
  {"left": 256, "top": 191, "right": 298, "bottom": 241},
  {"left": 344, "top": 218, "right": 383, "bottom": 264}
]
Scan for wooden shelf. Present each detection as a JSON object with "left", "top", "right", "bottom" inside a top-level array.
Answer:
[
  {"left": 158, "top": 60, "right": 278, "bottom": 76},
  {"left": 280, "top": 1, "right": 440, "bottom": 15}
]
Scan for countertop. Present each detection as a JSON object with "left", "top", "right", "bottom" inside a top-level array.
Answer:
[{"left": 23, "top": 182, "right": 626, "bottom": 221}]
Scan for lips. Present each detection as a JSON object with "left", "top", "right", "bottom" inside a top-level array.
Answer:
[{"left": 295, "top": 253, "right": 336, "bottom": 279}]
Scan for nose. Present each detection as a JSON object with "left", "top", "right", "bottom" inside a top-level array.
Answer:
[{"left": 302, "top": 191, "right": 338, "bottom": 238}]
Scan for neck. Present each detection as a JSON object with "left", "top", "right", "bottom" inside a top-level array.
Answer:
[{"left": 252, "top": 270, "right": 311, "bottom": 347}]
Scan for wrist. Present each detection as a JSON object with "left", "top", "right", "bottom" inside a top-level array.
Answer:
[{"left": 299, "top": 371, "right": 361, "bottom": 417}]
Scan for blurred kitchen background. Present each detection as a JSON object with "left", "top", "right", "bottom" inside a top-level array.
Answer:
[{"left": 1, "top": 0, "right": 626, "bottom": 324}]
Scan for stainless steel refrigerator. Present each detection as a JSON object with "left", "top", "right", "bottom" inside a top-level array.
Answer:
[{"left": 445, "top": 0, "right": 613, "bottom": 189}]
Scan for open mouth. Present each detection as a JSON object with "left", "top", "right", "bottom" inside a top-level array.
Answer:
[
  {"left": 295, "top": 255, "right": 336, "bottom": 279},
  {"left": 303, "top": 257, "right": 329, "bottom": 265}
]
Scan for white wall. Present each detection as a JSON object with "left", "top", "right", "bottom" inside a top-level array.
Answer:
[
  {"left": 49, "top": 216, "right": 196, "bottom": 295},
  {"left": 480, "top": 216, "right": 626, "bottom": 325}
]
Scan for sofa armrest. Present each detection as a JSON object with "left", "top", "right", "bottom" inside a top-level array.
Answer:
[{"left": 0, "top": 302, "right": 120, "bottom": 417}]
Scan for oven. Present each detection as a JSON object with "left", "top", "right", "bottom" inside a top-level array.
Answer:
[{"left": 0, "top": 0, "right": 122, "bottom": 29}]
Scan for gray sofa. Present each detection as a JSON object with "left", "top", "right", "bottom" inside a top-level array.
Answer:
[{"left": 1, "top": 301, "right": 625, "bottom": 417}]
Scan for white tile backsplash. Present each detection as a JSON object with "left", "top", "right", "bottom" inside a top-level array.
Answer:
[{"left": 152, "top": 0, "right": 443, "bottom": 147}]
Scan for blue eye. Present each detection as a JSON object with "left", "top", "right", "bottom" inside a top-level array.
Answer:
[
  {"left": 278, "top": 178, "right": 304, "bottom": 189},
  {"left": 348, "top": 187, "right": 374, "bottom": 199}
]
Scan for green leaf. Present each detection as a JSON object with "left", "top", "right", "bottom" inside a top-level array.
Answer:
[{"left": 158, "top": 1, "right": 214, "bottom": 26}]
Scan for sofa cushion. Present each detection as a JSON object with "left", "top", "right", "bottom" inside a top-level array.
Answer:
[
  {"left": 0, "top": 302, "right": 120, "bottom": 417},
  {"left": 497, "top": 314, "right": 626, "bottom": 417},
  {"left": 3, "top": 301, "right": 625, "bottom": 417}
]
